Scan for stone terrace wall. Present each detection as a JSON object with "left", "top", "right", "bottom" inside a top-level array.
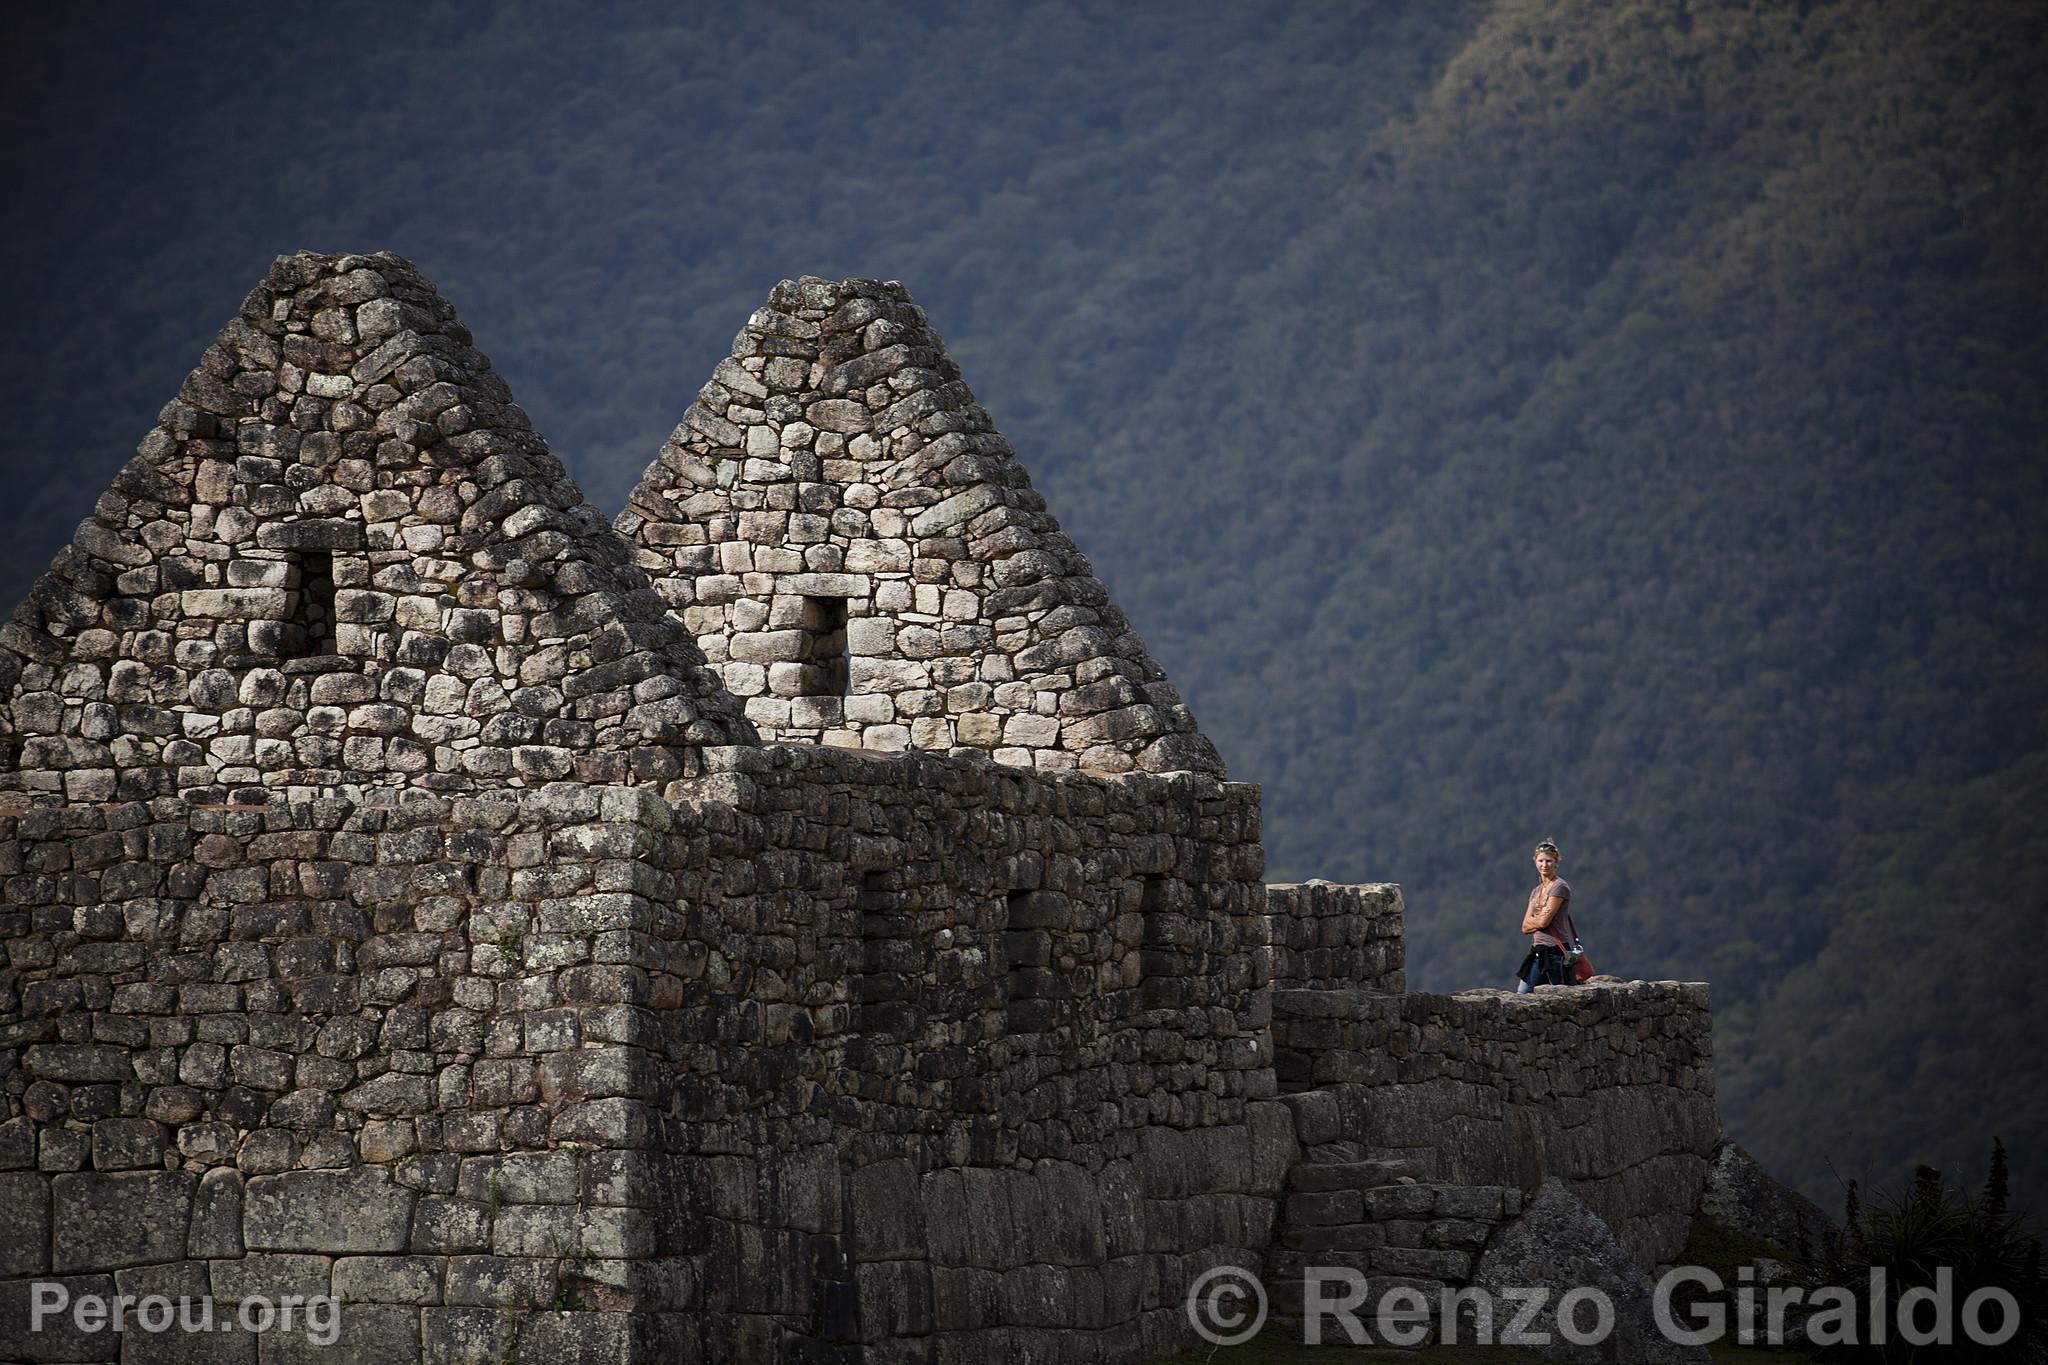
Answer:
[
  {"left": 1271, "top": 984, "right": 1718, "bottom": 1264},
  {"left": 616, "top": 276, "right": 1224, "bottom": 778},
  {"left": 1264, "top": 882, "right": 1403, "bottom": 993}
]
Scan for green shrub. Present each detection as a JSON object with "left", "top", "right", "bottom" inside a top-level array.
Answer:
[{"left": 1808, "top": 1140, "right": 2045, "bottom": 1363}]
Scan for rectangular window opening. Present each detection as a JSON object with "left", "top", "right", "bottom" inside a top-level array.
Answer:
[
  {"left": 801, "top": 595, "right": 850, "bottom": 698},
  {"left": 285, "top": 550, "right": 337, "bottom": 660}
]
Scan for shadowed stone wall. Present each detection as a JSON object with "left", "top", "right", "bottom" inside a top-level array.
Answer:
[{"left": 1270, "top": 983, "right": 1719, "bottom": 1264}]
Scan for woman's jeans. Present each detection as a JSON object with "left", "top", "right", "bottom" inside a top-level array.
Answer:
[{"left": 1516, "top": 944, "right": 1570, "bottom": 992}]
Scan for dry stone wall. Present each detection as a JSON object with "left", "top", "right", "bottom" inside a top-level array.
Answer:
[
  {"left": 615, "top": 276, "right": 1224, "bottom": 778},
  {"left": 0, "top": 251, "right": 745, "bottom": 807},
  {"left": 1270, "top": 983, "right": 1719, "bottom": 1264},
  {"left": 0, "top": 249, "right": 1736, "bottom": 1364},
  {"left": 0, "top": 746, "right": 1286, "bottom": 1361},
  {"left": 1265, "top": 882, "right": 1404, "bottom": 993},
  {"left": 659, "top": 745, "right": 1269, "bottom": 1166}
]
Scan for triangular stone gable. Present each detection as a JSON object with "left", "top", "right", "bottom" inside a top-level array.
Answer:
[
  {"left": 614, "top": 274, "right": 1220, "bottom": 777},
  {"left": 615, "top": 276, "right": 1223, "bottom": 777},
  {"left": 0, "top": 251, "right": 747, "bottom": 803}
]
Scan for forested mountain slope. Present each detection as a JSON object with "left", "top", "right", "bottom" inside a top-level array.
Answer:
[{"left": 1, "top": 0, "right": 2042, "bottom": 1204}]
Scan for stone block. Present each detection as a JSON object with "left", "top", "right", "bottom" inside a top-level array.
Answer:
[
  {"left": 1432, "top": 1185, "right": 1506, "bottom": 1220},
  {"left": 1363, "top": 1184, "right": 1439, "bottom": 1219},
  {"left": 88, "top": 1116, "right": 165, "bottom": 1171},
  {"left": 1285, "top": 1189, "right": 1364, "bottom": 1226},
  {"left": 807, "top": 399, "right": 870, "bottom": 433},
  {"left": 421, "top": 1306, "right": 514, "bottom": 1365},
  {"left": 188, "top": 1166, "right": 245, "bottom": 1258},
  {"left": 1247, "top": 1101, "right": 1299, "bottom": 1195},
  {"left": 514, "top": 1311, "right": 637, "bottom": 1365},
  {"left": 549, "top": 1098, "right": 651, "bottom": 1148},
  {"left": 491, "top": 1203, "right": 576, "bottom": 1257},
  {"left": 929, "top": 1265, "right": 1002, "bottom": 1334},
  {"left": 52, "top": 1170, "right": 195, "bottom": 1271},
  {"left": 25, "top": 1043, "right": 134, "bottom": 1083},
  {"left": 444, "top": 1255, "right": 556, "bottom": 1308},
  {"left": 179, "top": 588, "right": 289, "bottom": 620},
  {"left": 257, "top": 518, "right": 363, "bottom": 550},
  {"left": 536, "top": 1046, "right": 659, "bottom": 1103},
  {"left": 412, "top": 1197, "right": 492, "bottom": 1255},
  {"left": 244, "top": 1168, "right": 414, "bottom": 1253},
  {"left": 580, "top": 1150, "right": 658, "bottom": 1208},
  {"left": 333, "top": 1255, "right": 444, "bottom": 1304},
  {"left": 1035, "top": 1161, "right": 1107, "bottom": 1265},
  {"left": 0, "top": 1172, "right": 50, "bottom": 1275},
  {"left": 856, "top": 1260, "right": 935, "bottom": 1342},
  {"left": 1278, "top": 1089, "right": 1341, "bottom": 1146},
  {"left": 1427, "top": 1217, "right": 1496, "bottom": 1250},
  {"left": 1096, "top": 1162, "right": 1145, "bottom": 1261},
  {"left": 262, "top": 1303, "right": 414, "bottom": 1365},
  {"left": 1371, "top": 1246, "right": 1471, "bottom": 1279},
  {"left": 456, "top": 1151, "right": 578, "bottom": 1205},
  {"left": 0, "top": 1117, "right": 35, "bottom": 1169},
  {"left": 851, "top": 1158, "right": 924, "bottom": 1262},
  {"left": 0, "top": 1273, "right": 116, "bottom": 1363},
  {"left": 209, "top": 1252, "right": 331, "bottom": 1304},
  {"left": 1133, "top": 1127, "right": 1186, "bottom": 1199}
]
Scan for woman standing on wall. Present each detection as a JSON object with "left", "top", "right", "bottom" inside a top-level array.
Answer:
[{"left": 1515, "top": 839, "right": 1574, "bottom": 991}]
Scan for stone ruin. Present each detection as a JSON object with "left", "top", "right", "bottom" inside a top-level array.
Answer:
[{"left": 0, "top": 252, "right": 1723, "bottom": 1363}]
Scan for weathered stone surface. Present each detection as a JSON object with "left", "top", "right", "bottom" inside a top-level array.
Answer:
[
  {"left": 1469, "top": 1180, "right": 1709, "bottom": 1363},
  {"left": 52, "top": 1171, "right": 196, "bottom": 1271},
  {"left": 1698, "top": 1142, "right": 1836, "bottom": 1260},
  {"left": 0, "top": 1172, "right": 50, "bottom": 1276},
  {"left": 421, "top": 1306, "right": 516, "bottom": 1365},
  {"left": 1272, "top": 984, "right": 1717, "bottom": 1266},
  {"left": 0, "top": 1273, "right": 117, "bottom": 1363},
  {"left": 0, "top": 250, "right": 748, "bottom": 809},
  {"left": 244, "top": 1168, "right": 414, "bottom": 1253},
  {"left": 188, "top": 1165, "right": 245, "bottom": 1259},
  {"left": 617, "top": 276, "right": 1224, "bottom": 776},
  {"left": 333, "top": 1255, "right": 444, "bottom": 1304},
  {"left": 89, "top": 1115, "right": 165, "bottom": 1170},
  {"left": 1266, "top": 882, "right": 1406, "bottom": 992}
]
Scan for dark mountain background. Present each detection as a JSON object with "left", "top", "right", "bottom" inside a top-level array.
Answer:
[{"left": 3, "top": 0, "right": 2043, "bottom": 1209}]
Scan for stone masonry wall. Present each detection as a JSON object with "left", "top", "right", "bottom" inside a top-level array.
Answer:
[
  {"left": 1271, "top": 984, "right": 1719, "bottom": 1265},
  {"left": 615, "top": 276, "right": 1224, "bottom": 778},
  {"left": 0, "top": 783, "right": 699, "bottom": 1363},
  {"left": 644, "top": 745, "right": 1274, "bottom": 1359},
  {"left": 0, "top": 251, "right": 745, "bottom": 807},
  {"left": 0, "top": 248, "right": 1734, "bottom": 1363},
  {"left": 1264, "top": 882, "right": 1403, "bottom": 993},
  {"left": 0, "top": 746, "right": 1283, "bottom": 1362}
]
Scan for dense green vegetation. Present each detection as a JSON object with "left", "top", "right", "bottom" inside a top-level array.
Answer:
[{"left": 1, "top": 1, "right": 2042, "bottom": 1206}]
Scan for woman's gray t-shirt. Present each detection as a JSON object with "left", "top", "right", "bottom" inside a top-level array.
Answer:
[{"left": 1528, "top": 878, "right": 1571, "bottom": 948}]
